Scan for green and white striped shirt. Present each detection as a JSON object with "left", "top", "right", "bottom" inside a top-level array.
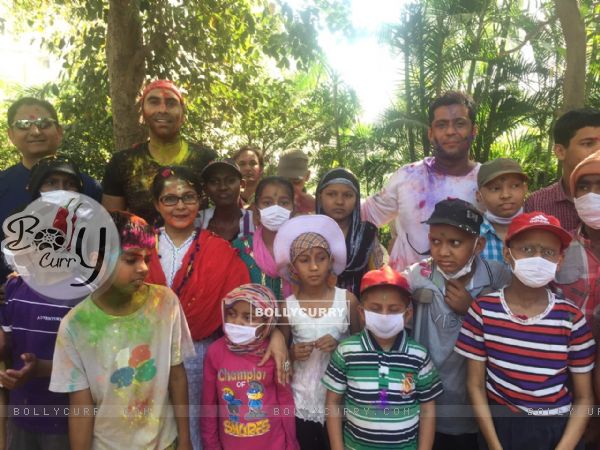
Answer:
[{"left": 322, "top": 330, "right": 442, "bottom": 450}]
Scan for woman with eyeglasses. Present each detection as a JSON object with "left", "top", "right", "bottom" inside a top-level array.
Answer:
[{"left": 145, "top": 166, "right": 291, "bottom": 450}]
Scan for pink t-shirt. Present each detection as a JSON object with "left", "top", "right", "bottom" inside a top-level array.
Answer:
[{"left": 201, "top": 338, "right": 299, "bottom": 450}]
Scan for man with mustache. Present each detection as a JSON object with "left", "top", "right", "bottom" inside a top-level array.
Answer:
[
  {"left": 361, "top": 91, "right": 481, "bottom": 273},
  {"left": 102, "top": 80, "right": 216, "bottom": 224},
  {"left": 0, "top": 97, "right": 102, "bottom": 282}
]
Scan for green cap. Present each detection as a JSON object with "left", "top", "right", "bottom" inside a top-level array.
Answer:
[
  {"left": 277, "top": 149, "right": 309, "bottom": 179},
  {"left": 477, "top": 158, "right": 527, "bottom": 188}
]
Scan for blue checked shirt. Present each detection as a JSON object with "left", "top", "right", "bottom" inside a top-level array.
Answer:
[{"left": 480, "top": 217, "right": 506, "bottom": 264}]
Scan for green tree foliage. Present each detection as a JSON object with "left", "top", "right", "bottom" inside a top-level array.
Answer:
[{"left": 374, "top": 0, "right": 599, "bottom": 191}]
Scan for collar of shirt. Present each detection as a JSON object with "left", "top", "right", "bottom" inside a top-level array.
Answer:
[
  {"left": 480, "top": 217, "right": 500, "bottom": 239},
  {"left": 550, "top": 179, "right": 573, "bottom": 204},
  {"left": 362, "top": 329, "right": 406, "bottom": 353}
]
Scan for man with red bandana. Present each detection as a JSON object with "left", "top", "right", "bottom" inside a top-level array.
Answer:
[{"left": 102, "top": 80, "right": 217, "bottom": 224}]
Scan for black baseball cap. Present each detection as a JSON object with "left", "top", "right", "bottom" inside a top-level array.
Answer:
[
  {"left": 27, "top": 155, "right": 83, "bottom": 198},
  {"left": 423, "top": 198, "right": 483, "bottom": 236}
]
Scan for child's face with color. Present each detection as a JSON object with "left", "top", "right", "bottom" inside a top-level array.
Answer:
[
  {"left": 359, "top": 286, "right": 412, "bottom": 321},
  {"left": 477, "top": 174, "right": 527, "bottom": 217},
  {"left": 429, "top": 224, "right": 483, "bottom": 275},
  {"left": 574, "top": 174, "right": 600, "bottom": 198},
  {"left": 225, "top": 300, "right": 268, "bottom": 337},
  {"left": 203, "top": 167, "right": 243, "bottom": 207},
  {"left": 504, "top": 229, "right": 563, "bottom": 267},
  {"left": 113, "top": 248, "right": 151, "bottom": 294},
  {"left": 293, "top": 246, "right": 331, "bottom": 288},
  {"left": 319, "top": 183, "right": 357, "bottom": 222},
  {"left": 154, "top": 178, "right": 199, "bottom": 231}
]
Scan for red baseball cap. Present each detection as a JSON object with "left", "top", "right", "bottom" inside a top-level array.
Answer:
[
  {"left": 505, "top": 212, "right": 572, "bottom": 249},
  {"left": 360, "top": 265, "right": 411, "bottom": 296}
]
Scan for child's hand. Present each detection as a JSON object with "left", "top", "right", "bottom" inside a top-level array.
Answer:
[
  {"left": 314, "top": 334, "right": 338, "bottom": 353},
  {"left": 291, "top": 342, "right": 314, "bottom": 362},
  {"left": 444, "top": 279, "right": 473, "bottom": 315},
  {"left": 0, "top": 353, "right": 37, "bottom": 389}
]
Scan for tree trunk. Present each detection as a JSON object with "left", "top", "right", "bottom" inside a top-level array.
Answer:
[
  {"left": 554, "top": 0, "right": 586, "bottom": 112},
  {"left": 106, "top": 0, "right": 146, "bottom": 151}
]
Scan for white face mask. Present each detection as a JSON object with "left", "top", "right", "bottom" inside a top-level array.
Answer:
[
  {"left": 484, "top": 208, "right": 523, "bottom": 226},
  {"left": 574, "top": 193, "right": 600, "bottom": 230},
  {"left": 364, "top": 310, "right": 405, "bottom": 339},
  {"left": 223, "top": 322, "right": 260, "bottom": 345},
  {"left": 259, "top": 205, "right": 291, "bottom": 231},
  {"left": 510, "top": 251, "right": 558, "bottom": 288},
  {"left": 437, "top": 239, "right": 478, "bottom": 280}
]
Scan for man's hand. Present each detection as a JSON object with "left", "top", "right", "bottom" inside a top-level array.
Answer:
[
  {"left": 291, "top": 342, "right": 314, "bottom": 362},
  {"left": 314, "top": 334, "right": 338, "bottom": 353},
  {"left": 444, "top": 279, "right": 473, "bottom": 315},
  {"left": 0, "top": 353, "right": 37, "bottom": 389}
]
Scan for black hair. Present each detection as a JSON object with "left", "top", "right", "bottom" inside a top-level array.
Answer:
[
  {"left": 7, "top": 97, "right": 60, "bottom": 127},
  {"left": 255, "top": 176, "right": 294, "bottom": 203},
  {"left": 428, "top": 91, "right": 477, "bottom": 125},
  {"left": 553, "top": 108, "right": 600, "bottom": 147},
  {"left": 150, "top": 166, "right": 201, "bottom": 200},
  {"left": 231, "top": 145, "right": 265, "bottom": 168}
]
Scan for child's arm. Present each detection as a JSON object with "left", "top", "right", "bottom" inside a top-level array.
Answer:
[
  {"left": 169, "top": 363, "right": 192, "bottom": 450},
  {"left": 200, "top": 347, "right": 222, "bottom": 450},
  {"left": 325, "top": 390, "right": 345, "bottom": 450},
  {"left": 466, "top": 358, "right": 502, "bottom": 450},
  {"left": 347, "top": 291, "right": 361, "bottom": 335},
  {"left": 69, "top": 388, "right": 94, "bottom": 450},
  {"left": 555, "top": 372, "right": 593, "bottom": 450},
  {"left": 417, "top": 399, "right": 435, "bottom": 450}
]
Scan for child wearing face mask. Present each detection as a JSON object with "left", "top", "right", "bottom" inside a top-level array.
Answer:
[
  {"left": 476, "top": 158, "right": 528, "bottom": 264},
  {"left": 232, "top": 177, "right": 295, "bottom": 299},
  {"left": 554, "top": 151, "right": 600, "bottom": 337},
  {"left": 273, "top": 215, "right": 360, "bottom": 450},
  {"left": 0, "top": 156, "right": 86, "bottom": 450},
  {"left": 323, "top": 266, "right": 443, "bottom": 450},
  {"left": 201, "top": 284, "right": 299, "bottom": 450},
  {"left": 403, "top": 198, "right": 510, "bottom": 450},
  {"left": 456, "top": 212, "right": 595, "bottom": 450}
]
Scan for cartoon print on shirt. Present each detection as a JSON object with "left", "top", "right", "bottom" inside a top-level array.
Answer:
[
  {"left": 245, "top": 381, "right": 266, "bottom": 420},
  {"left": 222, "top": 387, "right": 243, "bottom": 423}
]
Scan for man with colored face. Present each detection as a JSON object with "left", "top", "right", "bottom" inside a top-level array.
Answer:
[
  {"left": 102, "top": 79, "right": 217, "bottom": 224},
  {"left": 525, "top": 108, "right": 600, "bottom": 230},
  {"left": 361, "top": 91, "right": 481, "bottom": 272},
  {"left": 0, "top": 97, "right": 102, "bottom": 282}
]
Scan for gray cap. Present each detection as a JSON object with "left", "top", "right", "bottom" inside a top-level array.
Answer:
[{"left": 277, "top": 149, "right": 309, "bottom": 179}]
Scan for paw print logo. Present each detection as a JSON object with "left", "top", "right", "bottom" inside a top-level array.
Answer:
[{"left": 110, "top": 345, "right": 157, "bottom": 388}]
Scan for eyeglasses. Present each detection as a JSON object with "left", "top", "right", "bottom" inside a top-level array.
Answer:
[
  {"left": 511, "top": 245, "right": 558, "bottom": 260},
  {"left": 12, "top": 118, "right": 58, "bottom": 130},
  {"left": 159, "top": 193, "right": 199, "bottom": 206}
]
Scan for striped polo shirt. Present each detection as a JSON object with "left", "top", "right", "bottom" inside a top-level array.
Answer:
[
  {"left": 455, "top": 289, "right": 595, "bottom": 415},
  {"left": 322, "top": 330, "right": 442, "bottom": 450}
]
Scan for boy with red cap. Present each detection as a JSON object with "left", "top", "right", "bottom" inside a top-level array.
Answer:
[
  {"left": 456, "top": 212, "right": 595, "bottom": 450},
  {"left": 102, "top": 79, "right": 217, "bottom": 224},
  {"left": 323, "top": 266, "right": 443, "bottom": 450}
]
